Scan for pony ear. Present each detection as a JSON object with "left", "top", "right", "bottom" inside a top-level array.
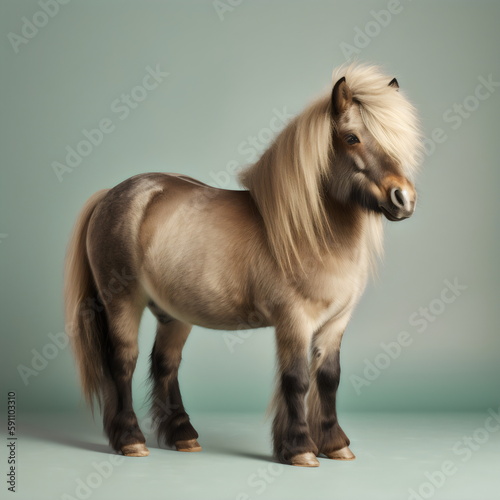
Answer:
[
  {"left": 388, "top": 77, "right": 399, "bottom": 89},
  {"left": 331, "top": 77, "right": 352, "bottom": 115}
]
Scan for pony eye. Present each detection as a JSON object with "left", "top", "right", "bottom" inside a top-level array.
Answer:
[{"left": 345, "top": 134, "right": 360, "bottom": 145}]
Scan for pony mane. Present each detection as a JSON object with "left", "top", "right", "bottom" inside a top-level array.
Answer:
[{"left": 239, "top": 64, "right": 422, "bottom": 273}]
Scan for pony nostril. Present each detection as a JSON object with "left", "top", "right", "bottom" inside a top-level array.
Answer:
[{"left": 390, "top": 187, "right": 409, "bottom": 210}]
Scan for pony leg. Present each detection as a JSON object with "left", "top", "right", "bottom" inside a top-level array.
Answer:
[
  {"left": 102, "top": 300, "right": 148, "bottom": 457},
  {"left": 149, "top": 315, "right": 200, "bottom": 452},
  {"left": 307, "top": 318, "right": 354, "bottom": 460},
  {"left": 272, "top": 324, "right": 319, "bottom": 467}
]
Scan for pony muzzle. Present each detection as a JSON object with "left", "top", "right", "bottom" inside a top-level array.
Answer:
[{"left": 379, "top": 184, "right": 416, "bottom": 221}]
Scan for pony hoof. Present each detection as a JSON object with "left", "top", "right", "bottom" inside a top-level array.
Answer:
[
  {"left": 121, "top": 443, "right": 150, "bottom": 457},
  {"left": 175, "top": 439, "right": 202, "bottom": 452},
  {"left": 324, "top": 446, "right": 356, "bottom": 460},
  {"left": 290, "top": 452, "right": 320, "bottom": 467}
]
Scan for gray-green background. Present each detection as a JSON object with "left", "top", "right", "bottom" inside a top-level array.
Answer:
[{"left": 1, "top": 0, "right": 499, "bottom": 416}]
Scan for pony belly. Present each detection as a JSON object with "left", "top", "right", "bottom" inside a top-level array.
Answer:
[
  {"left": 141, "top": 272, "right": 271, "bottom": 331},
  {"left": 151, "top": 298, "right": 270, "bottom": 331}
]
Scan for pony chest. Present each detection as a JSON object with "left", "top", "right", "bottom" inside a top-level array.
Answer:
[{"left": 297, "top": 265, "right": 367, "bottom": 329}]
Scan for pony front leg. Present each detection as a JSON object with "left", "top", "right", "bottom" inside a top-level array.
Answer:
[
  {"left": 272, "top": 325, "right": 319, "bottom": 467},
  {"left": 307, "top": 318, "right": 355, "bottom": 460}
]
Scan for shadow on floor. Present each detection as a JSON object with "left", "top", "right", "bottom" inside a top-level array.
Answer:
[
  {"left": 147, "top": 440, "right": 276, "bottom": 463},
  {"left": 20, "top": 418, "right": 111, "bottom": 455},
  {"left": 21, "top": 415, "right": 276, "bottom": 462}
]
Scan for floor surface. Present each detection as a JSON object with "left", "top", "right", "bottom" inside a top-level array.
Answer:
[{"left": 2, "top": 411, "right": 499, "bottom": 500}]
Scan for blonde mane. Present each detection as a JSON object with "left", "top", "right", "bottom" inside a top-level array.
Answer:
[{"left": 239, "top": 64, "right": 421, "bottom": 273}]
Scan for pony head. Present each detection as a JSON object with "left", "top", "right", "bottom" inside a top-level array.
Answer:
[
  {"left": 240, "top": 64, "right": 423, "bottom": 272},
  {"left": 329, "top": 64, "right": 422, "bottom": 221}
]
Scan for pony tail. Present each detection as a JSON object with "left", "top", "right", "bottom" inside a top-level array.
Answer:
[{"left": 64, "top": 190, "right": 109, "bottom": 411}]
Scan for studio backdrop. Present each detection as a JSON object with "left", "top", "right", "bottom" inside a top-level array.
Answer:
[{"left": 1, "top": 0, "right": 499, "bottom": 420}]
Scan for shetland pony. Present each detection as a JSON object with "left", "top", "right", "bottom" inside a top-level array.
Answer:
[{"left": 65, "top": 64, "right": 422, "bottom": 467}]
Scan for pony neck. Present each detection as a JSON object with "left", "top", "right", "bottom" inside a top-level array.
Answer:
[
  {"left": 322, "top": 196, "right": 383, "bottom": 268},
  {"left": 324, "top": 197, "right": 365, "bottom": 243}
]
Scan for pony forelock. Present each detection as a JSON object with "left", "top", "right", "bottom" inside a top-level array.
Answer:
[{"left": 332, "top": 64, "right": 423, "bottom": 178}]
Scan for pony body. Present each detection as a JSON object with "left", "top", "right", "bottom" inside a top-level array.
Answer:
[{"left": 65, "top": 64, "right": 422, "bottom": 466}]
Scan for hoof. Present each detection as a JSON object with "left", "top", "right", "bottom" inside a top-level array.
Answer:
[
  {"left": 121, "top": 443, "right": 150, "bottom": 457},
  {"left": 324, "top": 446, "right": 356, "bottom": 461},
  {"left": 175, "top": 439, "right": 202, "bottom": 452},
  {"left": 290, "top": 452, "right": 320, "bottom": 467}
]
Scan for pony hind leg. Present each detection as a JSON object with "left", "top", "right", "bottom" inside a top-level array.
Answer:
[
  {"left": 101, "top": 298, "right": 149, "bottom": 457},
  {"left": 148, "top": 302, "right": 200, "bottom": 452}
]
